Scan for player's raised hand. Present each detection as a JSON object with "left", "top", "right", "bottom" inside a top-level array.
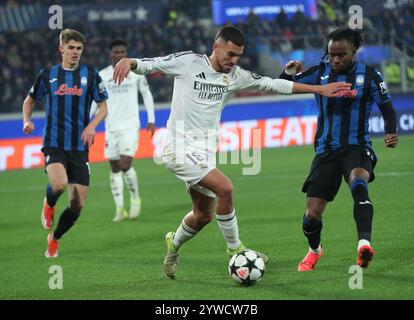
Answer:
[
  {"left": 384, "top": 133, "right": 398, "bottom": 148},
  {"left": 285, "top": 60, "right": 303, "bottom": 75},
  {"left": 147, "top": 123, "right": 155, "bottom": 138},
  {"left": 23, "top": 121, "right": 35, "bottom": 135},
  {"left": 81, "top": 125, "right": 95, "bottom": 147},
  {"left": 320, "top": 82, "right": 352, "bottom": 98},
  {"left": 113, "top": 58, "right": 132, "bottom": 85}
]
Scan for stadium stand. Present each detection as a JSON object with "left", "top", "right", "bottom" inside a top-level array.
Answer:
[{"left": 0, "top": 0, "right": 413, "bottom": 113}]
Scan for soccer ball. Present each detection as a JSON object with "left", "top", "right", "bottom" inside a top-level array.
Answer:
[{"left": 228, "top": 251, "right": 265, "bottom": 286}]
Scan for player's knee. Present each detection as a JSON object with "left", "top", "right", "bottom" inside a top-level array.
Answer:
[
  {"left": 307, "top": 207, "right": 324, "bottom": 219},
  {"left": 216, "top": 183, "right": 233, "bottom": 199},
  {"left": 51, "top": 182, "right": 67, "bottom": 195},
  {"left": 110, "top": 161, "right": 122, "bottom": 173},
  {"left": 121, "top": 163, "right": 131, "bottom": 172}
]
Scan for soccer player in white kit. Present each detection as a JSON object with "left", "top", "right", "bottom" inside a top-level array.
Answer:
[
  {"left": 113, "top": 26, "right": 351, "bottom": 278},
  {"left": 92, "top": 40, "right": 155, "bottom": 222}
]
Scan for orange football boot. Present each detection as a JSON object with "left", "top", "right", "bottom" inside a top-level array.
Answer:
[
  {"left": 41, "top": 197, "right": 55, "bottom": 230},
  {"left": 298, "top": 247, "right": 323, "bottom": 272},
  {"left": 357, "top": 245, "right": 374, "bottom": 268},
  {"left": 45, "top": 233, "right": 59, "bottom": 258}
]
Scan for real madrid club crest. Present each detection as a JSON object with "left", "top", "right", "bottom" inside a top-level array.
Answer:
[
  {"left": 222, "top": 74, "right": 229, "bottom": 85},
  {"left": 356, "top": 74, "right": 364, "bottom": 86}
]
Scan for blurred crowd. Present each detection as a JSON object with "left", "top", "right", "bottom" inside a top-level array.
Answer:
[{"left": 1, "top": 0, "right": 413, "bottom": 113}]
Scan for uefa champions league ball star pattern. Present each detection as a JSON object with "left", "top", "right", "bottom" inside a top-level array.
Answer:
[{"left": 228, "top": 251, "right": 265, "bottom": 286}]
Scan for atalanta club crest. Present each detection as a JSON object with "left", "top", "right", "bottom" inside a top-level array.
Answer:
[{"left": 356, "top": 75, "right": 364, "bottom": 86}]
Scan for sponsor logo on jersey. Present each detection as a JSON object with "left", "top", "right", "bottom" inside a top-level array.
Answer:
[
  {"left": 337, "top": 89, "right": 358, "bottom": 98},
  {"left": 195, "top": 72, "right": 206, "bottom": 80},
  {"left": 193, "top": 81, "right": 229, "bottom": 101},
  {"left": 54, "top": 84, "right": 83, "bottom": 96}
]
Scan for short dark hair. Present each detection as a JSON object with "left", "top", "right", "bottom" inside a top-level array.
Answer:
[
  {"left": 215, "top": 25, "right": 244, "bottom": 46},
  {"left": 109, "top": 39, "right": 127, "bottom": 50},
  {"left": 60, "top": 29, "right": 86, "bottom": 46},
  {"left": 323, "top": 28, "right": 363, "bottom": 59}
]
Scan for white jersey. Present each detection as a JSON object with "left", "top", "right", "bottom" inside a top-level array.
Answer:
[
  {"left": 98, "top": 65, "right": 155, "bottom": 132},
  {"left": 132, "top": 51, "right": 293, "bottom": 151}
]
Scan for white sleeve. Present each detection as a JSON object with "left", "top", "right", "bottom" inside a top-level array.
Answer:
[
  {"left": 138, "top": 77, "right": 155, "bottom": 123},
  {"left": 235, "top": 67, "right": 294, "bottom": 94},
  {"left": 132, "top": 51, "right": 195, "bottom": 76}
]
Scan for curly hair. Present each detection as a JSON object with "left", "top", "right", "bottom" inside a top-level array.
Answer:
[{"left": 322, "top": 28, "right": 363, "bottom": 60}]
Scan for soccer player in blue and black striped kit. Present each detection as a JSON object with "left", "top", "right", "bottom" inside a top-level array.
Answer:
[
  {"left": 280, "top": 28, "right": 398, "bottom": 271},
  {"left": 22, "top": 29, "right": 108, "bottom": 257}
]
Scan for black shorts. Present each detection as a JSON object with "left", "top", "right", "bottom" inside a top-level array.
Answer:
[
  {"left": 302, "top": 145, "right": 377, "bottom": 202},
  {"left": 42, "top": 147, "right": 90, "bottom": 186}
]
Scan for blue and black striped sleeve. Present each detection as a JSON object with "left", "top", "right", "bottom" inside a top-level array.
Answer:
[
  {"left": 370, "top": 68, "right": 396, "bottom": 133},
  {"left": 279, "top": 64, "right": 320, "bottom": 85},
  {"left": 370, "top": 68, "right": 391, "bottom": 105},
  {"left": 29, "top": 69, "right": 46, "bottom": 101},
  {"left": 91, "top": 69, "right": 108, "bottom": 103}
]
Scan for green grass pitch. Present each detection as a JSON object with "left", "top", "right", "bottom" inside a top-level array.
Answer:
[{"left": 1, "top": 135, "right": 413, "bottom": 300}]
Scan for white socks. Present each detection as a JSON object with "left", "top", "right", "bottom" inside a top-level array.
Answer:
[
  {"left": 110, "top": 167, "right": 140, "bottom": 210},
  {"left": 358, "top": 239, "right": 371, "bottom": 250},
  {"left": 309, "top": 244, "right": 322, "bottom": 254},
  {"left": 172, "top": 210, "right": 242, "bottom": 251},
  {"left": 216, "top": 210, "right": 241, "bottom": 250},
  {"left": 110, "top": 171, "right": 124, "bottom": 210},
  {"left": 123, "top": 167, "right": 139, "bottom": 200},
  {"left": 173, "top": 212, "right": 198, "bottom": 249}
]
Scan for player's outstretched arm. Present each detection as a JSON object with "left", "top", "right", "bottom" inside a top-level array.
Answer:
[
  {"left": 22, "top": 95, "right": 36, "bottom": 135},
  {"left": 292, "top": 82, "right": 351, "bottom": 98},
  {"left": 81, "top": 101, "right": 107, "bottom": 147},
  {"left": 113, "top": 58, "right": 135, "bottom": 85},
  {"left": 114, "top": 52, "right": 193, "bottom": 85}
]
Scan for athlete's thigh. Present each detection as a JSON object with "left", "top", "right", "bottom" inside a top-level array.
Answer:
[
  {"left": 118, "top": 128, "right": 139, "bottom": 158},
  {"left": 302, "top": 154, "right": 343, "bottom": 202},
  {"left": 105, "top": 130, "right": 120, "bottom": 161},
  {"left": 162, "top": 142, "right": 215, "bottom": 188},
  {"left": 42, "top": 147, "right": 69, "bottom": 187},
  {"left": 198, "top": 168, "right": 232, "bottom": 194},
  {"left": 66, "top": 151, "right": 90, "bottom": 187},
  {"left": 119, "top": 155, "right": 133, "bottom": 169},
  {"left": 342, "top": 146, "right": 376, "bottom": 184},
  {"left": 46, "top": 163, "right": 68, "bottom": 187}
]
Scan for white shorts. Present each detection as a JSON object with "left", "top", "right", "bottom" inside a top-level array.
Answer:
[
  {"left": 161, "top": 141, "right": 216, "bottom": 198},
  {"left": 105, "top": 128, "right": 139, "bottom": 160}
]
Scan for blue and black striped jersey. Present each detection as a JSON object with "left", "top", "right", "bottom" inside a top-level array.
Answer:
[
  {"left": 292, "top": 61, "right": 391, "bottom": 154},
  {"left": 29, "top": 64, "right": 108, "bottom": 151}
]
